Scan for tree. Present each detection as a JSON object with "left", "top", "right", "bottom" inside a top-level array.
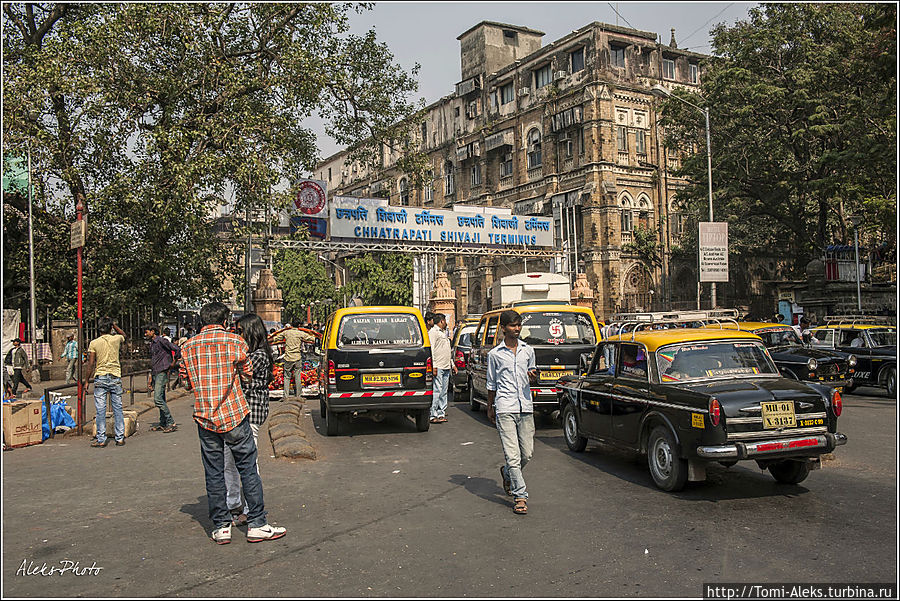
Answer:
[
  {"left": 345, "top": 252, "right": 413, "bottom": 306},
  {"left": 3, "top": 3, "right": 424, "bottom": 316},
  {"left": 659, "top": 3, "right": 896, "bottom": 274},
  {"left": 272, "top": 239, "right": 338, "bottom": 324}
]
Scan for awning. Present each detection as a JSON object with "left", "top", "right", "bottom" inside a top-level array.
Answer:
[{"left": 484, "top": 129, "right": 515, "bottom": 152}]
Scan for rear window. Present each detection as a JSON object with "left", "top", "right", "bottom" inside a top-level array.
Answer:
[
  {"left": 520, "top": 311, "right": 596, "bottom": 346},
  {"left": 337, "top": 313, "right": 423, "bottom": 348},
  {"left": 455, "top": 325, "right": 477, "bottom": 347}
]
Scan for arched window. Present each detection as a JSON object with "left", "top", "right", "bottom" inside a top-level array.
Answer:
[
  {"left": 444, "top": 160, "right": 454, "bottom": 195},
  {"left": 527, "top": 128, "right": 542, "bottom": 169},
  {"left": 423, "top": 170, "right": 433, "bottom": 203},
  {"left": 620, "top": 194, "right": 634, "bottom": 232},
  {"left": 399, "top": 178, "right": 409, "bottom": 206}
]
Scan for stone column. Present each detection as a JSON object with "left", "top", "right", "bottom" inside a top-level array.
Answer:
[
  {"left": 429, "top": 271, "right": 457, "bottom": 330},
  {"left": 571, "top": 272, "right": 595, "bottom": 311},
  {"left": 252, "top": 268, "right": 284, "bottom": 324}
]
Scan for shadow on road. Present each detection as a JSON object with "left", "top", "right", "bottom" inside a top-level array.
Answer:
[
  {"left": 448, "top": 473, "right": 510, "bottom": 508},
  {"left": 180, "top": 495, "right": 212, "bottom": 531},
  {"left": 536, "top": 432, "right": 813, "bottom": 502},
  {"left": 307, "top": 411, "right": 423, "bottom": 438}
]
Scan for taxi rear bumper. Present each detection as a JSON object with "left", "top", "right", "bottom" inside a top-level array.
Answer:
[
  {"left": 326, "top": 389, "right": 433, "bottom": 413},
  {"left": 696, "top": 432, "right": 847, "bottom": 460}
]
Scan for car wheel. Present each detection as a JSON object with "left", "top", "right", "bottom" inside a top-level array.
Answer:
[
  {"left": 768, "top": 459, "right": 810, "bottom": 484},
  {"left": 718, "top": 460, "right": 738, "bottom": 468},
  {"left": 844, "top": 380, "right": 857, "bottom": 394},
  {"left": 885, "top": 366, "right": 896, "bottom": 397},
  {"left": 325, "top": 406, "right": 342, "bottom": 436},
  {"left": 415, "top": 409, "right": 430, "bottom": 432},
  {"left": 468, "top": 379, "right": 480, "bottom": 412},
  {"left": 562, "top": 403, "right": 587, "bottom": 452},
  {"left": 647, "top": 426, "right": 688, "bottom": 492},
  {"left": 320, "top": 398, "right": 326, "bottom": 419}
]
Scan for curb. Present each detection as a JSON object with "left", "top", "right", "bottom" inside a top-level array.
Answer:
[{"left": 268, "top": 399, "right": 317, "bottom": 460}]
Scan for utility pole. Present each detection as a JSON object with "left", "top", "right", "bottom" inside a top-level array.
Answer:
[
  {"left": 27, "top": 147, "right": 39, "bottom": 380},
  {"left": 75, "top": 197, "right": 85, "bottom": 435}
]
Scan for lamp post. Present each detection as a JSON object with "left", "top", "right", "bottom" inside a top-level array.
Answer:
[
  {"left": 848, "top": 215, "right": 863, "bottom": 311},
  {"left": 317, "top": 255, "right": 347, "bottom": 307},
  {"left": 650, "top": 84, "right": 717, "bottom": 308}
]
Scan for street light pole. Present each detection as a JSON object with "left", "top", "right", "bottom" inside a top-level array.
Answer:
[
  {"left": 318, "top": 255, "right": 348, "bottom": 307},
  {"left": 651, "top": 84, "right": 717, "bottom": 308},
  {"left": 849, "top": 215, "right": 863, "bottom": 312},
  {"left": 27, "top": 146, "right": 39, "bottom": 379}
]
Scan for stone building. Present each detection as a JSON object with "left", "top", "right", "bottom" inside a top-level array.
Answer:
[{"left": 316, "top": 20, "right": 707, "bottom": 321}]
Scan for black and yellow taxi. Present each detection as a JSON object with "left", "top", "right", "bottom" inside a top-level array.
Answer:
[
  {"left": 318, "top": 306, "right": 433, "bottom": 435},
  {"left": 467, "top": 303, "right": 602, "bottom": 416},
  {"left": 557, "top": 322, "right": 847, "bottom": 491},
  {"left": 734, "top": 322, "right": 855, "bottom": 390},
  {"left": 809, "top": 317, "right": 896, "bottom": 396}
]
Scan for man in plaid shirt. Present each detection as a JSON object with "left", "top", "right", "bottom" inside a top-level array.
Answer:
[{"left": 179, "top": 302, "right": 286, "bottom": 545}]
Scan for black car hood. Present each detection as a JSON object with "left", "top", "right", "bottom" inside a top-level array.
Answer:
[
  {"left": 680, "top": 377, "right": 826, "bottom": 416},
  {"left": 768, "top": 346, "right": 842, "bottom": 364}
]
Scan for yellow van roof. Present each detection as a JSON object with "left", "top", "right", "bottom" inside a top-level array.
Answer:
[
  {"left": 606, "top": 327, "right": 762, "bottom": 352},
  {"left": 738, "top": 322, "right": 793, "bottom": 331},
  {"left": 326, "top": 306, "right": 430, "bottom": 347}
]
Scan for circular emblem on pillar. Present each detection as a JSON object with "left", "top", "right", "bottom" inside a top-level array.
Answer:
[{"left": 294, "top": 180, "right": 327, "bottom": 216}]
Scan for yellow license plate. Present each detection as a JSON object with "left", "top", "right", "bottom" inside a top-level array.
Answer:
[
  {"left": 761, "top": 401, "right": 796, "bottom": 429},
  {"left": 362, "top": 373, "right": 401, "bottom": 386},
  {"left": 540, "top": 370, "right": 574, "bottom": 381}
]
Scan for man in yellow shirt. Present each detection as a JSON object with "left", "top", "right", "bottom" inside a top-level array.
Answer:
[
  {"left": 272, "top": 319, "right": 305, "bottom": 399},
  {"left": 83, "top": 317, "right": 128, "bottom": 448}
]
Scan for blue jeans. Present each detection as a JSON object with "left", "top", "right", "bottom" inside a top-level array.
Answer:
[
  {"left": 197, "top": 416, "right": 267, "bottom": 529},
  {"left": 152, "top": 372, "right": 174, "bottom": 427},
  {"left": 93, "top": 374, "right": 125, "bottom": 444},
  {"left": 496, "top": 412, "right": 535, "bottom": 499},
  {"left": 431, "top": 368, "right": 451, "bottom": 419}
]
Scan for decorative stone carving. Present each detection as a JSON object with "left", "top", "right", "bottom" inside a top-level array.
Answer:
[
  {"left": 429, "top": 271, "right": 457, "bottom": 329},
  {"left": 571, "top": 272, "right": 595, "bottom": 309},
  {"left": 252, "top": 268, "right": 284, "bottom": 323}
]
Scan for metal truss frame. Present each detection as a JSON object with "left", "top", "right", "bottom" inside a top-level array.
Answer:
[{"left": 269, "top": 238, "right": 564, "bottom": 258}]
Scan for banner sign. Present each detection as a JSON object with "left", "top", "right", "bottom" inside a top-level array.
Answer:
[
  {"left": 293, "top": 179, "right": 328, "bottom": 219},
  {"left": 290, "top": 216, "right": 327, "bottom": 238},
  {"left": 330, "top": 197, "right": 554, "bottom": 248},
  {"left": 699, "top": 222, "right": 729, "bottom": 282}
]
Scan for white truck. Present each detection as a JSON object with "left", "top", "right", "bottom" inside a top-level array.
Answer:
[{"left": 491, "top": 272, "right": 571, "bottom": 308}]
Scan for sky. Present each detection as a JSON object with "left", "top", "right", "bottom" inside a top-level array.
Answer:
[{"left": 309, "top": 1, "right": 758, "bottom": 159}]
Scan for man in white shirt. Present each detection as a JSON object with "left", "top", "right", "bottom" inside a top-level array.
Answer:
[
  {"left": 428, "top": 313, "right": 457, "bottom": 424},
  {"left": 486, "top": 310, "right": 537, "bottom": 516}
]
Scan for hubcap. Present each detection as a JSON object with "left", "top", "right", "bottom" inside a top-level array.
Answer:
[
  {"left": 565, "top": 410, "right": 577, "bottom": 442},
  {"left": 651, "top": 437, "right": 673, "bottom": 479}
]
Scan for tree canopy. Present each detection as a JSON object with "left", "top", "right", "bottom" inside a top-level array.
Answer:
[
  {"left": 659, "top": 3, "right": 896, "bottom": 274},
  {"left": 3, "top": 3, "right": 423, "bottom": 316}
]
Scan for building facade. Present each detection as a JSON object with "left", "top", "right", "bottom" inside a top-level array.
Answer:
[{"left": 316, "top": 20, "right": 708, "bottom": 321}]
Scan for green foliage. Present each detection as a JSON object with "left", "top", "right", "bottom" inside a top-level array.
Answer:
[
  {"left": 659, "top": 3, "right": 896, "bottom": 274},
  {"left": 272, "top": 247, "right": 338, "bottom": 324},
  {"left": 3, "top": 3, "right": 422, "bottom": 315},
  {"left": 345, "top": 253, "right": 412, "bottom": 306},
  {"left": 623, "top": 225, "right": 661, "bottom": 268}
]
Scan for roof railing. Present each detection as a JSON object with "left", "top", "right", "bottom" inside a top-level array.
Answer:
[{"left": 823, "top": 315, "right": 885, "bottom": 325}]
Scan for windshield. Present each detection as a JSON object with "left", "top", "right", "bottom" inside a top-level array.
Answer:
[
  {"left": 455, "top": 325, "right": 477, "bottom": 347},
  {"left": 520, "top": 311, "right": 596, "bottom": 346},
  {"left": 337, "top": 314, "right": 423, "bottom": 348},
  {"left": 656, "top": 340, "right": 779, "bottom": 382},
  {"left": 868, "top": 328, "right": 897, "bottom": 347},
  {"left": 752, "top": 327, "right": 802, "bottom": 348}
]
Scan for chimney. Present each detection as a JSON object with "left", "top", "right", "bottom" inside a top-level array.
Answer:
[{"left": 669, "top": 28, "right": 677, "bottom": 48}]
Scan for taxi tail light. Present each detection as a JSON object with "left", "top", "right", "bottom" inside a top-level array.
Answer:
[
  {"left": 831, "top": 389, "right": 842, "bottom": 417},
  {"left": 328, "top": 359, "right": 336, "bottom": 385},
  {"left": 708, "top": 398, "right": 721, "bottom": 427},
  {"left": 454, "top": 350, "right": 466, "bottom": 370},
  {"left": 426, "top": 357, "right": 433, "bottom": 385}
]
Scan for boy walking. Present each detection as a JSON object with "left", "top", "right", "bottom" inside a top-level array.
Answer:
[
  {"left": 486, "top": 310, "right": 537, "bottom": 515},
  {"left": 144, "top": 325, "right": 181, "bottom": 432},
  {"left": 179, "top": 302, "right": 286, "bottom": 545},
  {"left": 62, "top": 334, "right": 78, "bottom": 385},
  {"left": 428, "top": 313, "right": 457, "bottom": 424}
]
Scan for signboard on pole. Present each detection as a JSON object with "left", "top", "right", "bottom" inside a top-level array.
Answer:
[
  {"left": 699, "top": 222, "right": 728, "bottom": 282},
  {"left": 70, "top": 220, "right": 86, "bottom": 250}
]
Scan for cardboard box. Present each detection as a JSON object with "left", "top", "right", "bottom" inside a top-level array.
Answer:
[
  {"left": 91, "top": 409, "right": 138, "bottom": 438},
  {"left": 2, "top": 400, "right": 44, "bottom": 448}
]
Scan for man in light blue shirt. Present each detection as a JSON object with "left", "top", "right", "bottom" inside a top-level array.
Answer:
[
  {"left": 486, "top": 310, "right": 537, "bottom": 515},
  {"left": 61, "top": 334, "right": 78, "bottom": 385}
]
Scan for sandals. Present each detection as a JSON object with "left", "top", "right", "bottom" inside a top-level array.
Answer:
[
  {"left": 91, "top": 439, "right": 109, "bottom": 448},
  {"left": 162, "top": 424, "right": 178, "bottom": 433},
  {"left": 513, "top": 498, "right": 528, "bottom": 515},
  {"left": 149, "top": 425, "right": 166, "bottom": 431}
]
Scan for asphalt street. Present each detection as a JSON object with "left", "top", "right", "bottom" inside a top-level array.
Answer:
[{"left": 2, "top": 386, "right": 896, "bottom": 597}]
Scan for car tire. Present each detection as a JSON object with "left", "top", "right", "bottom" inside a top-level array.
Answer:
[
  {"left": 325, "top": 406, "right": 342, "bottom": 436},
  {"left": 844, "top": 380, "right": 857, "bottom": 394},
  {"left": 562, "top": 403, "right": 587, "bottom": 452},
  {"left": 415, "top": 409, "right": 430, "bottom": 432},
  {"left": 469, "top": 379, "right": 480, "bottom": 412},
  {"left": 885, "top": 366, "right": 896, "bottom": 397},
  {"left": 647, "top": 426, "right": 688, "bottom": 492},
  {"left": 768, "top": 459, "right": 810, "bottom": 484},
  {"left": 320, "top": 398, "right": 326, "bottom": 419}
]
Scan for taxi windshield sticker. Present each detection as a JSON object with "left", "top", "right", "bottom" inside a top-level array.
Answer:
[
  {"left": 733, "top": 342, "right": 758, "bottom": 348},
  {"left": 547, "top": 318, "right": 566, "bottom": 345},
  {"left": 705, "top": 367, "right": 760, "bottom": 377},
  {"left": 755, "top": 328, "right": 789, "bottom": 334}
]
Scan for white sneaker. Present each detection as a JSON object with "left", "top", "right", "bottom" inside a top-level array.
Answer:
[
  {"left": 247, "top": 524, "right": 287, "bottom": 543},
  {"left": 211, "top": 525, "right": 232, "bottom": 545}
]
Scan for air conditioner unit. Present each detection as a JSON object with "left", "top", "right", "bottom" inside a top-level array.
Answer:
[
  {"left": 555, "top": 71, "right": 567, "bottom": 80},
  {"left": 518, "top": 87, "right": 531, "bottom": 96}
]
